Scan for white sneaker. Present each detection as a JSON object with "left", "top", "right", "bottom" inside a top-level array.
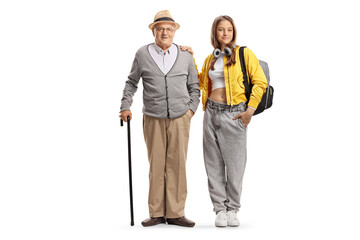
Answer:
[
  {"left": 215, "top": 211, "right": 227, "bottom": 227},
  {"left": 227, "top": 210, "right": 240, "bottom": 227}
]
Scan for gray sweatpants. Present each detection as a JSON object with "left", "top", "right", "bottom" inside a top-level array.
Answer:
[{"left": 203, "top": 98, "right": 247, "bottom": 214}]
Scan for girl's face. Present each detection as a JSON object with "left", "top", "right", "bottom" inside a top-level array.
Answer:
[{"left": 216, "top": 20, "right": 233, "bottom": 49}]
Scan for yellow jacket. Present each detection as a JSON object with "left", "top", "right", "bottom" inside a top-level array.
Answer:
[{"left": 198, "top": 46, "right": 268, "bottom": 111}]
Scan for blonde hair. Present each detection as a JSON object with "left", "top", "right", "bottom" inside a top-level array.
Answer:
[{"left": 210, "top": 15, "right": 237, "bottom": 70}]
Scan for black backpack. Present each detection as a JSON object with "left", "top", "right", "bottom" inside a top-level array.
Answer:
[{"left": 239, "top": 46, "right": 274, "bottom": 115}]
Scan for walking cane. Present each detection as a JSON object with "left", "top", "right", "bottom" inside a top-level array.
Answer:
[{"left": 120, "top": 116, "right": 134, "bottom": 226}]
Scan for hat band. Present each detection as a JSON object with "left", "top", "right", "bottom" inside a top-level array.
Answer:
[{"left": 154, "top": 17, "right": 174, "bottom": 23}]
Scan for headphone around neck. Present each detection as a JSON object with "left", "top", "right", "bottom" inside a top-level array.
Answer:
[{"left": 212, "top": 44, "right": 236, "bottom": 58}]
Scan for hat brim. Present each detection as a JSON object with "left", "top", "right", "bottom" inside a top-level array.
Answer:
[{"left": 148, "top": 21, "right": 180, "bottom": 30}]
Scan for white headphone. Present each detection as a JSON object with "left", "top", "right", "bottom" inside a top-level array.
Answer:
[{"left": 213, "top": 44, "right": 236, "bottom": 58}]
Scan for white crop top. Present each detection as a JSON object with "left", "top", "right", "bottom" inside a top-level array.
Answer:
[{"left": 208, "top": 52, "right": 226, "bottom": 91}]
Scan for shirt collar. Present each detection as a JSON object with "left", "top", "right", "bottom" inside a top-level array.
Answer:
[{"left": 154, "top": 43, "right": 174, "bottom": 55}]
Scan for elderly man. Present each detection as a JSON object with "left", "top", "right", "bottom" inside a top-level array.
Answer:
[{"left": 119, "top": 10, "right": 200, "bottom": 227}]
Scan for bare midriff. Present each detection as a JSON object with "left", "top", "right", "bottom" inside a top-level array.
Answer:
[{"left": 209, "top": 88, "right": 227, "bottom": 103}]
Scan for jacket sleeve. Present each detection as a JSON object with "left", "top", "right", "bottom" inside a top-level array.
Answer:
[
  {"left": 187, "top": 55, "right": 201, "bottom": 114},
  {"left": 245, "top": 48, "right": 268, "bottom": 109},
  {"left": 191, "top": 56, "right": 205, "bottom": 91},
  {"left": 120, "top": 52, "right": 141, "bottom": 112},
  {"left": 199, "top": 56, "right": 211, "bottom": 91}
]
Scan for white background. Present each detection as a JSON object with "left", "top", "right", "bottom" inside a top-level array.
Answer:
[{"left": 1, "top": 0, "right": 360, "bottom": 239}]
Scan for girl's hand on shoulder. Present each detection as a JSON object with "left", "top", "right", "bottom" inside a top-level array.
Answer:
[{"left": 180, "top": 46, "right": 194, "bottom": 55}]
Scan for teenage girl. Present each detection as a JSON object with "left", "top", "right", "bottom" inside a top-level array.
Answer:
[{"left": 182, "top": 15, "right": 267, "bottom": 227}]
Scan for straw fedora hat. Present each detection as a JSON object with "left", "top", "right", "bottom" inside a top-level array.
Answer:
[{"left": 148, "top": 10, "right": 180, "bottom": 30}]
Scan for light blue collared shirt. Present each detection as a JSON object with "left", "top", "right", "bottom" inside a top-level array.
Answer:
[{"left": 148, "top": 43, "right": 178, "bottom": 75}]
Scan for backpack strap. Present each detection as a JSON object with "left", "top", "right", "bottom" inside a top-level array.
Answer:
[{"left": 239, "top": 46, "right": 252, "bottom": 101}]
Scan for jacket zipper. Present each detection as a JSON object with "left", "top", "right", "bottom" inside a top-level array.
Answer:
[{"left": 227, "top": 66, "right": 233, "bottom": 106}]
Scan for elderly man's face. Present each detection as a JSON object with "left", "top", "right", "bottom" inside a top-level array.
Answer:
[{"left": 153, "top": 23, "right": 176, "bottom": 51}]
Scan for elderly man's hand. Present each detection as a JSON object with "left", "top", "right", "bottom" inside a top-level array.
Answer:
[
  {"left": 180, "top": 46, "right": 194, "bottom": 55},
  {"left": 188, "top": 109, "right": 194, "bottom": 117},
  {"left": 119, "top": 110, "right": 132, "bottom": 122}
]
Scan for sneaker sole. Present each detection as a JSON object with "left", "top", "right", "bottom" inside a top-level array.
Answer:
[
  {"left": 227, "top": 223, "right": 240, "bottom": 227},
  {"left": 215, "top": 222, "right": 227, "bottom": 227}
]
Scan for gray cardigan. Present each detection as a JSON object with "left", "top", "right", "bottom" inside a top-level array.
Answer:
[{"left": 120, "top": 44, "right": 200, "bottom": 119}]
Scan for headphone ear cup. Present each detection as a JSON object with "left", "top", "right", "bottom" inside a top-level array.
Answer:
[
  {"left": 224, "top": 47, "right": 232, "bottom": 57},
  {"left": 213, "top": 48, "right": 221, "bottom": 58}
]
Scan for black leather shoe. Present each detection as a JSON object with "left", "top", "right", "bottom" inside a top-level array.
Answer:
[
  {"left": 141, "top": 217, "right": 166, "bottom": 227},
  {"left": 166, "top": 216, "right": 195, "bottom": 227}
]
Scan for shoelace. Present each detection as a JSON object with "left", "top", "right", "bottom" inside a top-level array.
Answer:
[
  {"left": 217, "top": 212, "right": 227, "bottom": 221},
  {"left": 227, "top": 211, "right": 238, "bottom": 220}
]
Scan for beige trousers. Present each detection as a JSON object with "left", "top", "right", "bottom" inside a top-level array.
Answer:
[{"left": 143, "top": 111, "right": 192, "bottom": 218}]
